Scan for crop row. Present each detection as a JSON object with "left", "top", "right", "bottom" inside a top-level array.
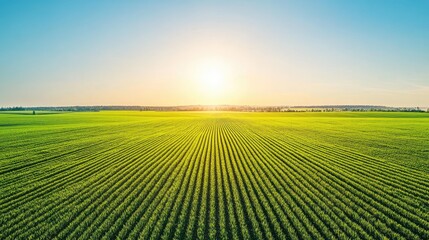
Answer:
[{"left": 1, "top": 116, "right": 427, "bottom": 239}]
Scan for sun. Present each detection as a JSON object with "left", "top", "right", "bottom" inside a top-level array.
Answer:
[
  {"left": 198, "top": 59, "right": 229, "bottom": 97},
  {"left": 201, "top": 66, "right": 225, "bottom": 94}
]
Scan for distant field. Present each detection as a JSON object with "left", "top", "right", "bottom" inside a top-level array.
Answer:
[{"left": 0, "top": 111, "right": 428, "bottom": 239}]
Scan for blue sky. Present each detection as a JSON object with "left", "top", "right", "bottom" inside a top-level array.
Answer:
[{"left": 1, "top": 1, "right": 428, "bottom": 106}]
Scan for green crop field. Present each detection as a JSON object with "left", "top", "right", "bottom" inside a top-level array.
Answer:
[{"left": 0, "top": 111, "right": 428, "bottom": 239}]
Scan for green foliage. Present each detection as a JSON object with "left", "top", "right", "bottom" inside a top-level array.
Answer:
[{"left": 0, "top": 111, "right": 428, "bottom": 239}]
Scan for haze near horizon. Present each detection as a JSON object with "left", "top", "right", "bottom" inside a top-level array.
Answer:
[{"left": 1, "top": 1, "right": 428, "bottom": 107}]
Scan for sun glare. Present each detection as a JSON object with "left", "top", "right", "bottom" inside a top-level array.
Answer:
[
  {"left": 198, "top": 59, "right": 230, "bottom": 97},
  {"left": 201, "top": 67, "right": 225, "bottom": 94}
]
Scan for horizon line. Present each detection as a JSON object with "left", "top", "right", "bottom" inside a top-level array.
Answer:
[{"left": 1, "top": 104, "right": 427, "bottom": 109}]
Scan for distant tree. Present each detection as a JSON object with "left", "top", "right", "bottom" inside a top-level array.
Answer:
[{"left": 32, "top": 110, "right": 35, "bottom": 115}]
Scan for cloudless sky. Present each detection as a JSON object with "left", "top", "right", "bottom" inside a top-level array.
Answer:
[{"left": 1, "top": 0, "right": 428, "bottom": 107}]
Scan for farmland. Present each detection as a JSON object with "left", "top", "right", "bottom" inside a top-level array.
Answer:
[{"left": 0, "top": 111, "right": 428, "bottom": 239}]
